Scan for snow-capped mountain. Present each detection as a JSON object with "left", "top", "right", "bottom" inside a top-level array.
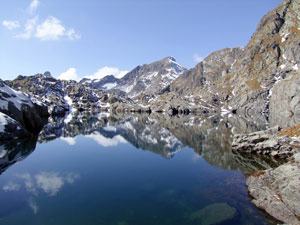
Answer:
[
  {"left": 80, "top": 75, "right": 120, "bottom": 90},
  {"left": 112, "top": 56, "right": 186, "bottom": 100}
]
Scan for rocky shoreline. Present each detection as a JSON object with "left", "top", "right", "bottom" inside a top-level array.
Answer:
[{"left": 232, "top": 125, "right": 300, "bottom": 224}]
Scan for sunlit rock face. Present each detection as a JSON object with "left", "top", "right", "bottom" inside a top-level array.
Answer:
[
  {"left": 113, "top": 57, "right": 186, "bottom": 101},
  {"left": 150, "top": 0, "right": 300, "bottom": 128}
]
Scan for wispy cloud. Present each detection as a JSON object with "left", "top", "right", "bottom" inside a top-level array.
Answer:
[
  {"left": 35, "top": 16, "right": 80, "bottom": 41},
  {"left": 193, "top": 53, "right": 204, "bottom": 63},
  {"left": 58, "top": 68, "right": 80, "bottom": 81},
  {"left": 3, "top": 181, "right": 20, "bottom": 191},
  {"left": 58, "top": 66, "right": 128, "bottom": 82},
  {"left": 28, "top": 0, "right": 39, "bottom": 14},
  {"left": 86, "top": 67, "right": 128, "bottom": 80},
  {"left": 5, "top": 1, "right": 80, "bottom": 41},
  {"left": 15, "top": 16, "right": 38, "bottom": 39},
  {"left": 60, "top": 137, "right": 77, "bottom": 146},
  {"left": 2, "top": 20, "right": 20, "bottom": 30}
]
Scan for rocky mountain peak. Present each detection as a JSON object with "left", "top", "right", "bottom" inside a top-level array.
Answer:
[{"left": 113, "top": 56, "right": 186, "bottom": 100}]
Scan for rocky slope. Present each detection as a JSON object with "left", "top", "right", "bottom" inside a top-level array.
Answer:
[
  {"left": 150, "top": 0, "right": 300, "bottom": 128},
  {"left": 6, "top": 72, "right": 138, "bottom": 116},
  {"left": 0, "top": 79, "right": 48, "bottom": 140},
  {"left": 150, "top": 48, "right": 244, "bottom": 113},
  {"left": 222, "top": 0, "right": 300, "bottom": 126},
  {"left": 112, "top": 57, "right": 186, "bottom": 101}
]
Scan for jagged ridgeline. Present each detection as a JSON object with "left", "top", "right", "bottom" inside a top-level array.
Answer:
[
  {"left": 152, "top": 0, "right": 300, "bottom": 125},
  {"left": 1, "top": 0, "right": 300, "bottom": 139}
]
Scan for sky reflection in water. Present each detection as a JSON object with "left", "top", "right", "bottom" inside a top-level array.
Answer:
[{"left": 0, "top": 113, "right": 279, "bottom": 225}]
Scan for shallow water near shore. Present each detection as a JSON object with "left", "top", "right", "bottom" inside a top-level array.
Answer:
[{"left": 0, "top": 113, "right": 281, "bottom": 225}]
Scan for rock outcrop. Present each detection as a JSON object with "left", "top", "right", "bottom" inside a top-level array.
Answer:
[
  {"left": 247, "top": 153, "right": 300, "bottom": 225},
  {"left": 6, "top": 72, "right": 137, "bottom": 115},
  {"left": 232, "top": 126, "right": 300, "bottom": 158},
  {"left": 231, "top": 122, "right": 300, "bottom": 224},
  {"left": 0, "top": 79, "right": 49, "bottom": 139}
]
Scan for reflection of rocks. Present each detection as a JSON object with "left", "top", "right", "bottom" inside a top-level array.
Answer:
[
  {"left": 38, "top": 112, "right": 285, "bottom": 173},
  {"left": 188, "top": 203, "right": 237, "bottom": 225},
  {"left": 0, "top": 137, "right": 37, "bottom": 175},
  {"left": 247, "top": 153, "right": 300, "bottom": 225}
]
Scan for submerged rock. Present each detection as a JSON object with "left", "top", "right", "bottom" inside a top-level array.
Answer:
[{"left": 189, "top": 203, "right": 237, "bottom": 225}]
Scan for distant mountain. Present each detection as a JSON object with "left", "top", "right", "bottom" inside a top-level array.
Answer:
[
  {"left": 80, "top": 75, "right": 120, "bottom": 90},
  {"left": 112, "top": 56, "right": 186, "bottom": 101}
]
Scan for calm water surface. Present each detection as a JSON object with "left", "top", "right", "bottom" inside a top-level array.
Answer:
[{"left": 0, "top": 114, "right": 279, "bottom": 225}]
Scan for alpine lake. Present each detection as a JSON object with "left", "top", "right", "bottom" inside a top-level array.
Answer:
[{"left": 0, "top": 112, "right": 283, "bottom": 225}]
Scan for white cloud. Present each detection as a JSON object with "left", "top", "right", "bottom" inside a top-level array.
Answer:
[
  {"left": 193, "top": 53, "right": 204, "bottom": 63},
  {"left": 6, "top": 171, "right": 79, "bottom": 197},
  {"left": 65, "top": 172, "right": 80, "bottom": 184},
  {"left": 66, "top": 28, "right": 81, "bottom": 40},
  {"left": 35, "top": 172, "right": 64, "bottom": 196},
  {"left": 3, "top": 181, "right": 20, "bottom": 191},
  {"left": 61, "top": 137, "right": 77, "bottom": 146},
  {"left": 28, "top": 0, "right": 39, "bottom": 14},
  {"left": 28, "top": 198, "right": 39, "bottom": 214},
  {"left": 16, "top": 173, "right": 38, "bottom": 195},
  {"left": 2, "top": 20, "right": 20, "bottom": 30},
  {"left": 85, "top": 67, "right": 128, "bottom": 80},
  {"left": 5, "top": 0, "right": 80, "bottom": 41},
  {"left": 35, "top": 16, "right": 80, "bottom": 41},
  {"left": 85, "top": 132, "right": 127, "bottom": 147},
  {"left": 15, "top": 16, "right": 38, "bottom": 39},
  {"left": 58, "top": 68, "right": 80, "bottom": 81}
]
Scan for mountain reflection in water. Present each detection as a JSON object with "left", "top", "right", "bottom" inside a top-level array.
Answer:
[
  {"left": 0, "top": 112, "right": 289, "bottom": 225},
  {"left": 36, "top": 112, "right": 281, "bottom": 175},
  {"left": 0, "top": 112, "right": 286, "bottom": 177}
]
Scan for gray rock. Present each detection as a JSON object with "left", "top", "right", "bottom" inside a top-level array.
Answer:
[
  {"left": 0, "top": 79, "right": 49, "bottom": 139},
  {"left": 247, "top": 153, "right": 300, "bottom": 224},
  {"left": 189, "top": 203, "right": 237, "bottom": 225},
  {"left": 231, "top": 126, "right": 299, "bottom": 158}
]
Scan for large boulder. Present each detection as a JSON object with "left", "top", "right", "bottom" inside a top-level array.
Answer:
[
  {"left": 0, "top": 79, "right": 49, "bottom": 139},
  {"left": 247, "top": 153, "right": 300, "bottom": 224}
]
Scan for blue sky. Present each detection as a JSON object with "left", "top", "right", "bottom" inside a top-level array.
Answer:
[{"left": 1, "top": 0, "right": 282, "bottom": 81}]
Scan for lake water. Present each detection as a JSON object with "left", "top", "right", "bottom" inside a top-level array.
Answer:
[{"left": 0, "top": 113, "right": 280, "bottom": 225}]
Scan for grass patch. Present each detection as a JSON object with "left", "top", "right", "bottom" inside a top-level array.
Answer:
[
  {"left": 245, "top": 79, "right": 262, "bottom": 91},
  {"left": 252, "top": 170, "right": 265, "bottom": 178},
  {"left": 278, "top": 123, "right": 300, "bottom": 137}
]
